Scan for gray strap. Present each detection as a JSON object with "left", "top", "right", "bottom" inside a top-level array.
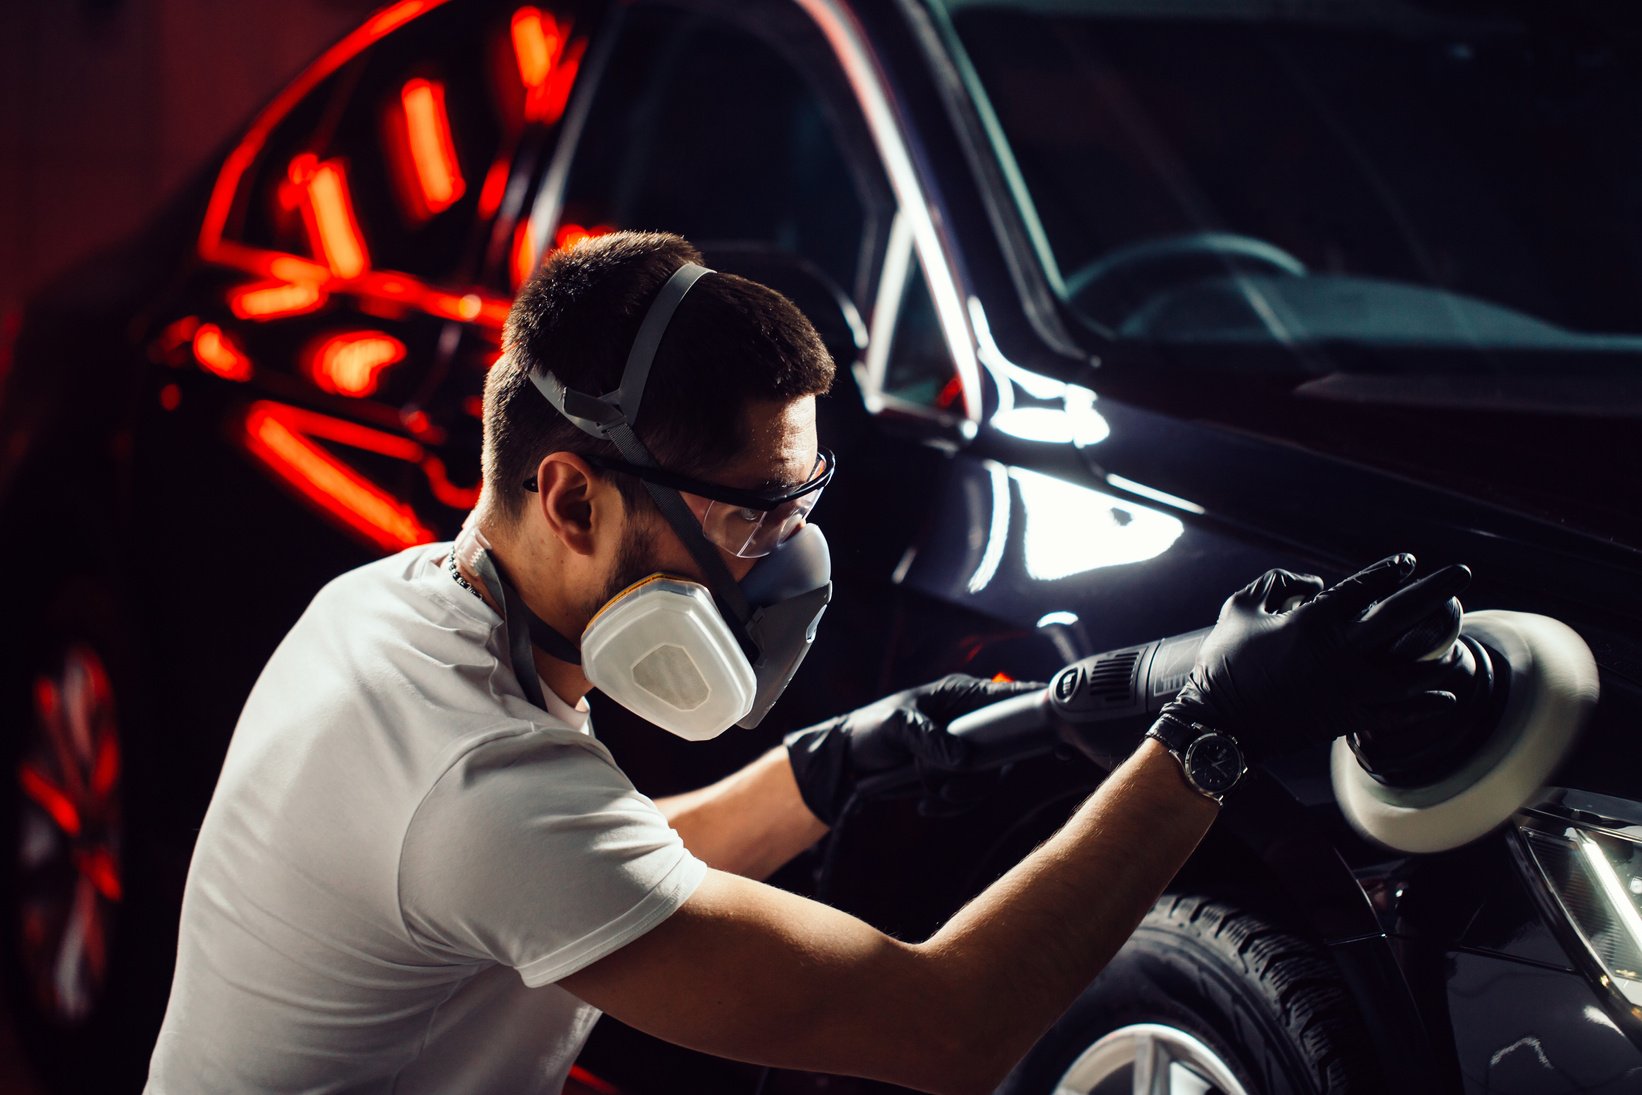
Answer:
[
  {"left": 614, "top": 263, "right": 713, "bottom": 427},
  {"left": 602, "top": 419, "right": 755, "bottom": 635},
  {"left": 469, "top": 546, "right": 555, "bottom": 710}
]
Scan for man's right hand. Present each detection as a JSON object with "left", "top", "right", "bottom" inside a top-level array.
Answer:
[{"left": 1161, "top": 554, "right": 1472, "bottom": 763}]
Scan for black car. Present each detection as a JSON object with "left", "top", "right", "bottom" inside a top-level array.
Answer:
[{"left": 4, "top": 0, "right": 1641, "bottom": 1091}]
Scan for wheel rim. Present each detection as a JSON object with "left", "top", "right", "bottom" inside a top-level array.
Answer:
[
  {"left": 15, "top": 643, "right": 123, "bottom": 1025},
  {"left": 1052, "top": 1022, "right": 1249, "bottom": 1095}
]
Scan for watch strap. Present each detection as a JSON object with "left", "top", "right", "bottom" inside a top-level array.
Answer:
[
  {"left": 1146, "top": 710, "right": 1208, "bottom": 754},
  {"left": 1145, "top": 711, "right": 1239, "bottom": 803}
]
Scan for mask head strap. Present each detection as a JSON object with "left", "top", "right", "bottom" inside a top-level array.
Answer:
[
  {"left": 529, "top": 263, "right": 713, "bottom": 437},
  {"left": 465, "top": 544, "right": 583, "bottom": 711},
  {"left": 528, "top": 263, "right": 757, "bottom": 650}
]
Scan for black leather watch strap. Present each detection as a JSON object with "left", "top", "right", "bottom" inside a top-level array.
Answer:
[
  {"left": 1145, "top": 711, "right": 1203, "bottom": 754},
  {"left": 1145, "top": 712, "right": 1241, "bottom": 804}
]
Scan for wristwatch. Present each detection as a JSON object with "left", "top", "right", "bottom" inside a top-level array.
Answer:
[{"left": 1145, "top": 713, "right": 1246, "bottom": 804}]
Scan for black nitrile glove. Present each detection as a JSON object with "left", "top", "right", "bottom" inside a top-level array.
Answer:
[
  {"left": 1160, "top": 554, "right": 1472, "bottom": 763},
  {"left": 785, "top": 674, "right": 1043, "bottom": 826}
]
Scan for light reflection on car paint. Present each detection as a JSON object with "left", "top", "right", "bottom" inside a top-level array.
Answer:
[{"left": 965, "top": 460, "right": 1184, "bottom": 593}]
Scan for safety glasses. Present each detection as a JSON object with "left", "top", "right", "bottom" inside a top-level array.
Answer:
[{"left": 528, "top": 449, "right": 835, "bottom": 559}]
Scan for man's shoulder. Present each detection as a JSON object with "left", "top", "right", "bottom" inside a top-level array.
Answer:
[
  {"left": 312, "top": 542, "right": 450, "bottom": 610},
  {"left": 291, "top": 541, "right": 488, "bottom": 659},
  {"left": 431, "top": 719, "right": 625, "bottom": 795}
]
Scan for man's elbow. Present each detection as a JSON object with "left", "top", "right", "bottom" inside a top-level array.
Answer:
[
  {"left": 902, "top": 1030, "right": 1021, "bottom": 1095},
  {"left": 919, "top": 1046, "right": 1018, "bottom": 1095},
  {"left": 882, "top": 960, "right": 1034, "bottom": 1095}
]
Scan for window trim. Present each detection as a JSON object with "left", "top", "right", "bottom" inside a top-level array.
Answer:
[{"left": 793, "top": 0, "right": 982, "bottom": 426}]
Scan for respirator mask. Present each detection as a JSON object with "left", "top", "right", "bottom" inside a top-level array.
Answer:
[{"left": 473, "top": 262, "right": 833, "bottom": 740}]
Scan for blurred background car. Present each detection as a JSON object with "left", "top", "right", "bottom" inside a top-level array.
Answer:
[{"left": 3, "top": 0, "right": 1641, "bottom": 1091}]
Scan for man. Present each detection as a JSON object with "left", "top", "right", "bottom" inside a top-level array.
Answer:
[{"left": 148, "top": 230, "right": 1463, "bottom": 1093}]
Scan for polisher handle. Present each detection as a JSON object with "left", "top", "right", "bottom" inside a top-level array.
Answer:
[
  {"left": 945, "top": 689, "right": 1056, "bottom": 768},
  {"left": 850, "top": 689, "right": 1056, "bottom": 800}
]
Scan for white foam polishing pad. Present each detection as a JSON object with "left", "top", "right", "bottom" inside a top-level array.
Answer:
[{"left": 1332, "top": 611, "right": 1600, "bottom": 854}]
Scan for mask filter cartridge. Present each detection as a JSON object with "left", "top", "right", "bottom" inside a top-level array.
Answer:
[{"left": 580, "top": 576, "right": 758, "bottom": 739}]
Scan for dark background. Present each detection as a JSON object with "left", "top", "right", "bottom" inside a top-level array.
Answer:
[
  {"left": 1, "top": 3, "right": 381, "bottom": 1086},
  {"left": 0, "top": 0, "right": 377, "bottom": 319}
]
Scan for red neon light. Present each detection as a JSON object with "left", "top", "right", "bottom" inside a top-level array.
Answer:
[
  {"left": 510, "top": 8, "right": 583, "bottom": 123},
  {"left": 400, "top": 79, "right": 465, "bottom": 214},
  {"left": 364, "top": 0, "right": 429, "bottom": 37},
  {"left": 423, "top": 455, "right": 481, "bottom": 509},
  {"left": 151, "top": 316, "right": 201, "bottom": 359},
  {"left": 159, "top": 384, "right": 182, "bottom": 411},
  {"left": 230, "top": 279, "right": 326, "bottom": 320},
  {"left": 244, "top": 402, "right": 434, "bottom": 552},
  {"left": 19, "top": 764, "right": 80, "bottom": 837},
  {"left": 347, "top": 271, "right": 511, "bottom": 326},
  {"left": 475, "top": 156, "right": 510, "bottom": 220},
  {"left": 207, "top": 243, "right": 331, "bottom": 285},
  {"left": 198, "top": 0, "right": 448, "bottom": 261},
  {"left": 308, "top": 332, "right": 407, "bottom": 397},
  {"left": 193, "top": 324, "right": 254, "bottom": 381},
  {"left": 404, "top": 410, "right": 432, "bottom": 435},
  {"left": 553, "top": 222, "right": 614, "bottom": 253},
  {"left": 257, "top": 402, "right": 424, "bottom": 461},
  {"left": 296, "top": 159, "right": 370, "bottom": 279},
  {"left": 555, "top": 222, "right": 590, "bottom": 251},
  {"left": 537, "top": 36, "right": 584, "bottom": 124},
  {"left": 511, "top": 221, "right": 536, "bottom": 288},
  {"left": 565, "top": 1064, "right": 622, "bottom": 1095},
  {"left": 75, "top": 849, "right": 123, "bottom": 903},
  {"left": 91, "top": 729, "right": 118, "bottom": 798},
  {"left": 511, "top": 8, "right": 559, "bottom": 93}
]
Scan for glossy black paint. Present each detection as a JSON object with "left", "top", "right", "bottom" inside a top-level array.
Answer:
[
  {"left": 1446, "top": 952, "right": 1642, "bottom": 1094},
  {"left": 3, "top": 1, "right": 1642, "bottom": 1092}
]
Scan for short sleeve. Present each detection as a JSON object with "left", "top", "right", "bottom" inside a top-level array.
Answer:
[{"left": 398, "top": 729, "right": 706, "bottom": 987}]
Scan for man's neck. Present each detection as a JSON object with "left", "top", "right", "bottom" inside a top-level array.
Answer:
[{"left": 451, "top": 521, "right": 593, "bottom": 708}]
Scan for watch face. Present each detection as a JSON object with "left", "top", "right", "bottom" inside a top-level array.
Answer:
[{"left": 1185, "top": 734, "right": 1244, "bottom": 795}]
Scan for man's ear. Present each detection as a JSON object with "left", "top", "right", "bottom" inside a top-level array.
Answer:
[{"left": 530, "top": 453, "right": 610, "bottom": 557}]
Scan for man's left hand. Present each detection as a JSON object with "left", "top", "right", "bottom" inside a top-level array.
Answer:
[{"left": 784, "top": 675, "right": 1043, "bottom": 826}]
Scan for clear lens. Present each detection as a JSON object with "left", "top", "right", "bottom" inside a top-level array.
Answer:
[
  {"left": 700, "top": 491, "right": 821, "bottom": 558},
  {"left": 690, "top": 451, "right": 830, "bottom": 558}
]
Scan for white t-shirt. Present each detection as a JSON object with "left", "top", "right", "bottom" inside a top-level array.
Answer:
[{"left": 146, "top": 544, "right": 706, "bottom": 1093}]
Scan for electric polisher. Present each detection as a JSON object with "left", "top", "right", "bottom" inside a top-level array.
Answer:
[{"left": 927, "top": 592, "right": 1600, "bottom": 854}]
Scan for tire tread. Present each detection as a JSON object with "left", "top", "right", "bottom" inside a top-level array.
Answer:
[{"left": 1148, "top": 895, "right": 1373, "bottom": 1092}]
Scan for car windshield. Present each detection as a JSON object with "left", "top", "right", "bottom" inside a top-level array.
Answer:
[{"left": 932, "top": 0, "right": 1642, "bottom": 353}]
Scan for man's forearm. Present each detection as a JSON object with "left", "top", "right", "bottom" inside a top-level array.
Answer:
[
  {"left": 657, "top": 747, "right": 827, "bottom": 879},
  {"left": 907, "top": 738, "right": 1218, "bottom": 1088}
]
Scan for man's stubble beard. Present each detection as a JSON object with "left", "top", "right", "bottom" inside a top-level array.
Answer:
[{"left": 583, "top": 518, "right": 661, "bottom": 623}]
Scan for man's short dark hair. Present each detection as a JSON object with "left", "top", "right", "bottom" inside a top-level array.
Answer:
[{"left": 482, "top": 230, "right": 835, "bottom": 523}]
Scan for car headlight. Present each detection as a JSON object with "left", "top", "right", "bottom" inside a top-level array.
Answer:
[{"left": 1513, "top": 789, "right": 1642, "bottom": 1020}]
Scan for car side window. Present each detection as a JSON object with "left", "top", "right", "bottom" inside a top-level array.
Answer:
[
  {"left": 553, "top": 2, "right": 893, "bottom": 309},
  {"left": 856, "top": 217, "right": 970, "bottom": 422},
  {"left": 882, "top": 264, "right": 964, "bottom": 413}
]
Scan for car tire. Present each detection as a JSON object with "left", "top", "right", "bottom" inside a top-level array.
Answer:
[
  {"left": 1, "top": 577, "right": 164, "bottom": 1091},
  {"left": 997, "top": 893, "right": 1378, "bottom": 1095}
]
